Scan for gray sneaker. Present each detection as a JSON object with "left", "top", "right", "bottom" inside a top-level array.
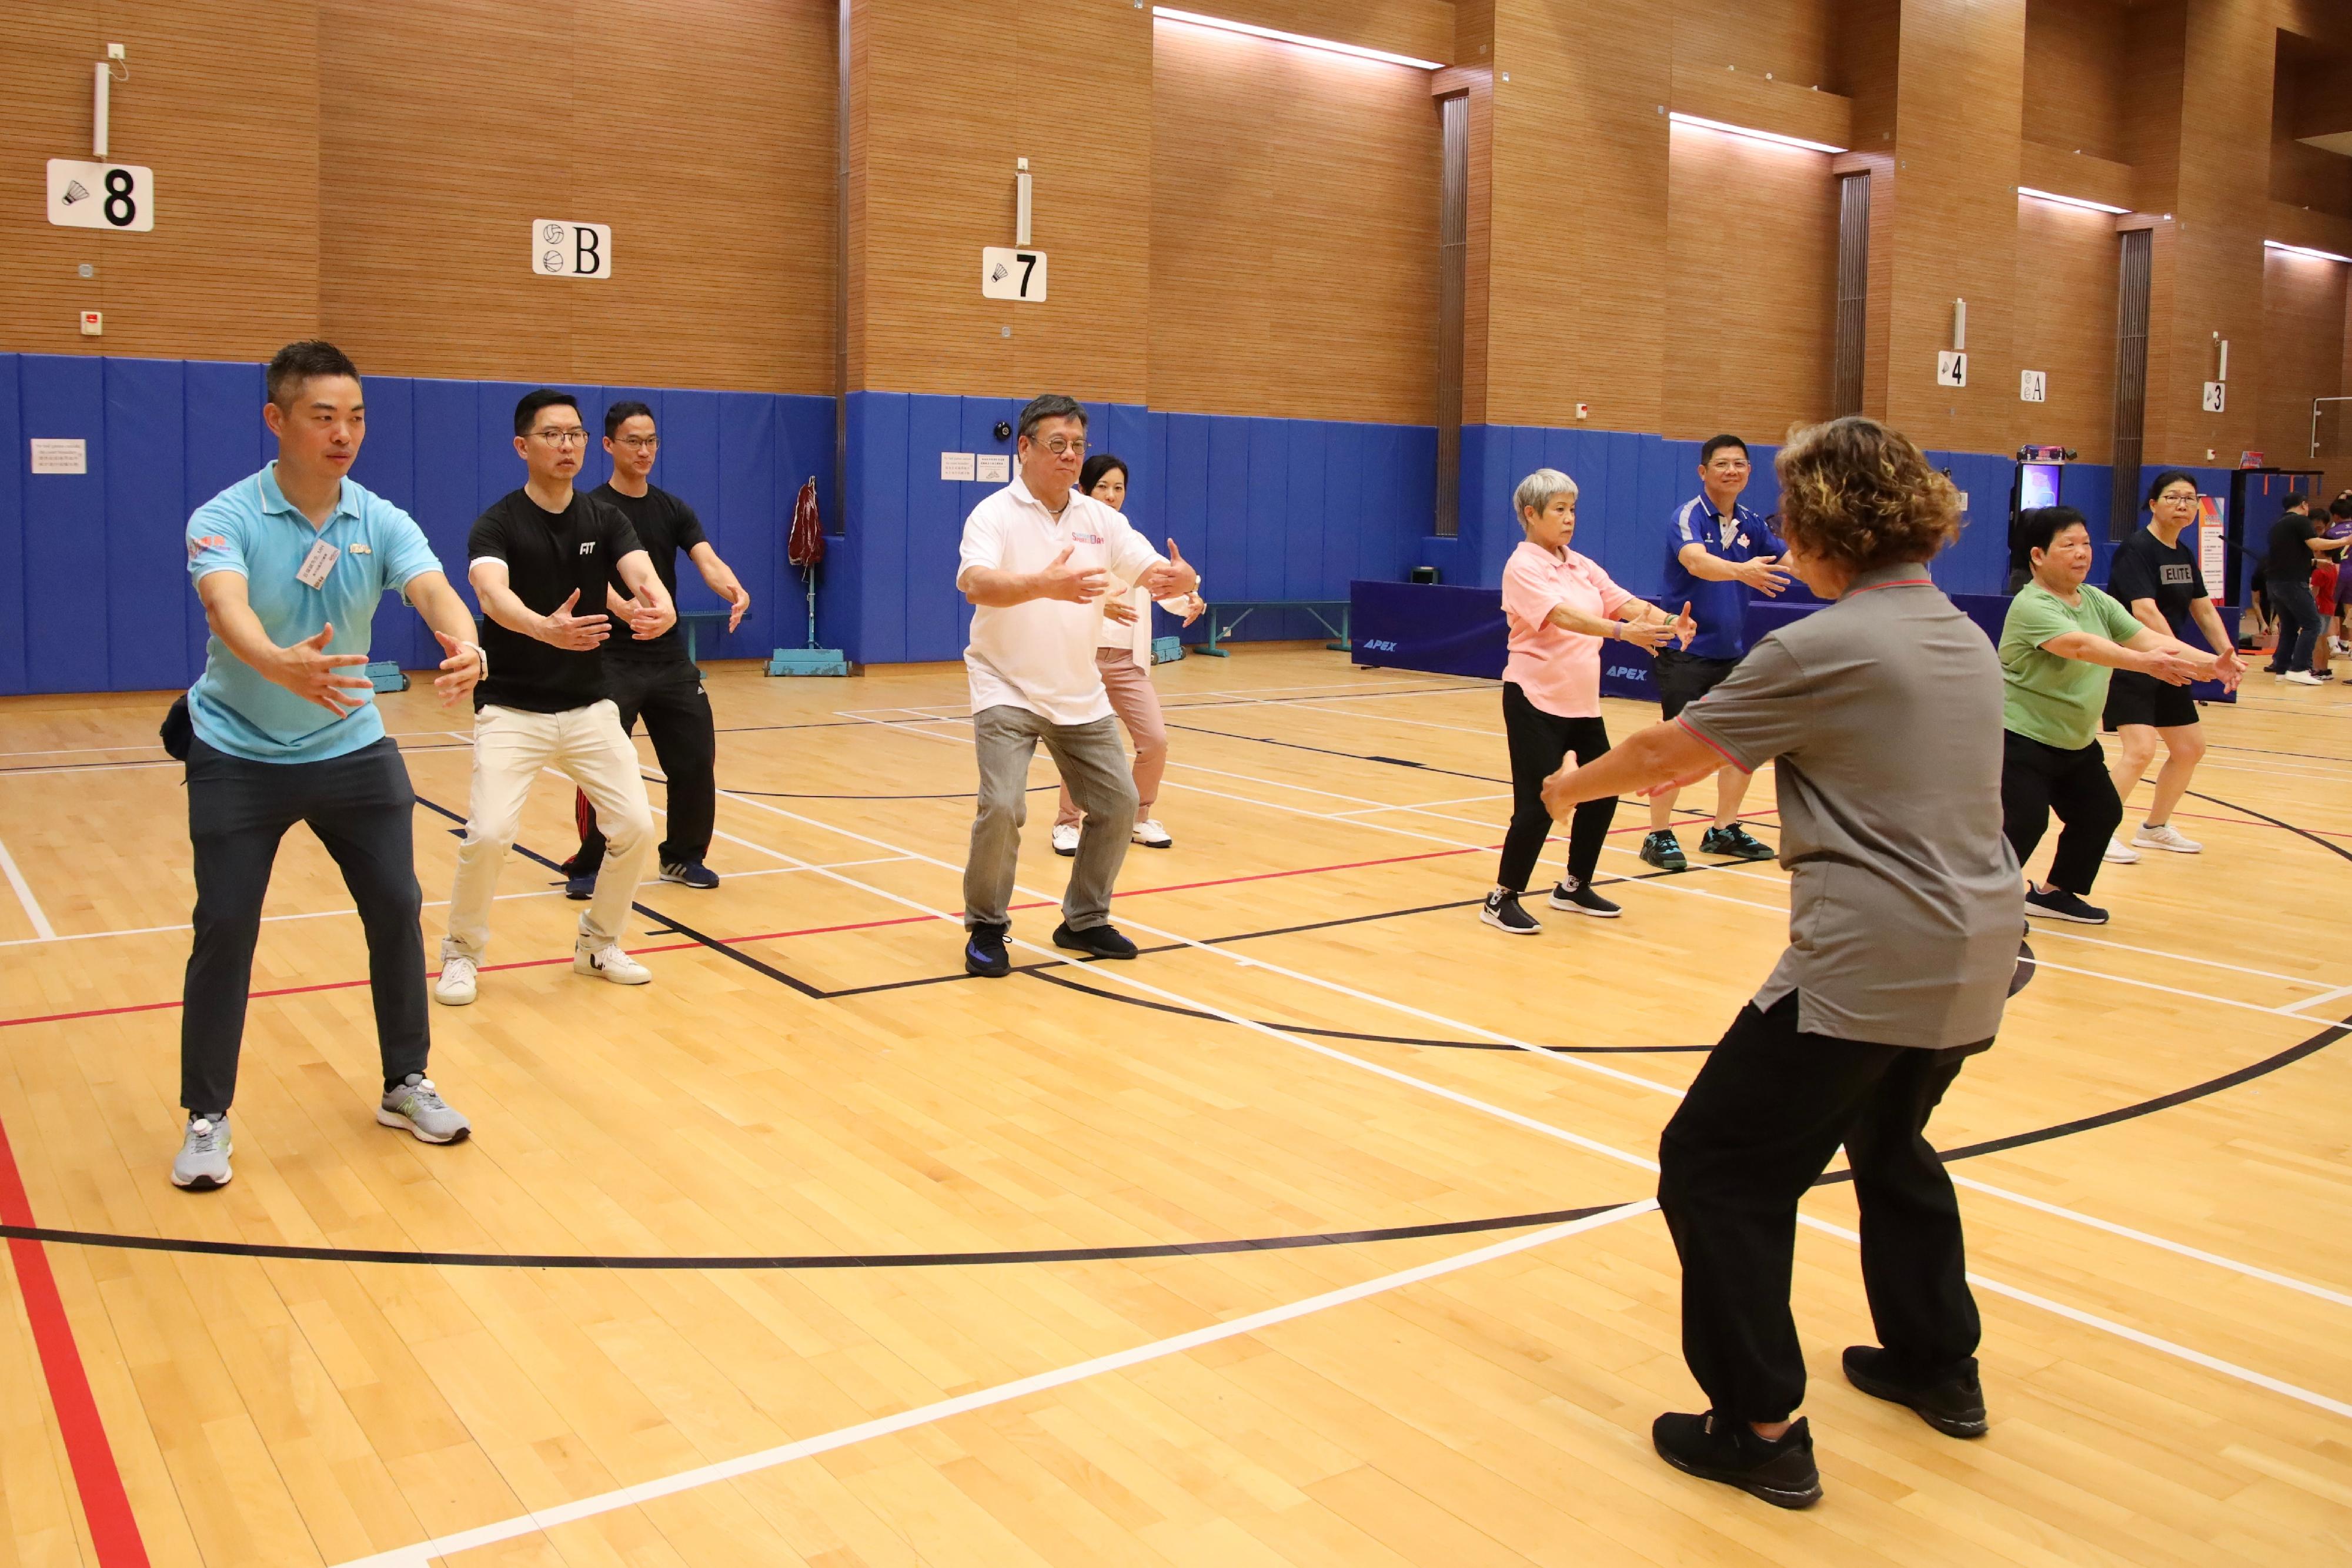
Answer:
[
  {"left": 171, "top": 1115, "right": 232, "bottom": 1191},
  {"left": 377, "top": 1074, "right": 473, "bottom": 1145}
]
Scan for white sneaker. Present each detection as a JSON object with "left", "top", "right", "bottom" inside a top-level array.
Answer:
[
  {"left": 2102, "top": 837, "right": 2140, "bottom": 864},
  {"left": 2283, "top": 670, "right": 2324, "bottom": 686},
  {"left": 2133, "top": 823, "right": 2202, "bottom": 854},
  {"left": 1132, "top": 818, "right": 1172, "bottom": 848},
  {"left": 434, "top": 956, "right": 478, "bottom": 1006},
  {"left": 574, "top": 940, "right": 652, "bottom": 985},
  {"left": 1050, "top": 823, "right": 1081, "bottom": 857}
]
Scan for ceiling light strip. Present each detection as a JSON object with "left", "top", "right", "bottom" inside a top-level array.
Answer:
[
  {"left": 1150, "top": 8, "right": 1445, "bottom": 71},
  {"left": 2016, "top": 185, "right": 2130, "bottom": 216},
  {"left": 2266, "top": 239, "right": 2352, "bottom": 265},
  {"left": 1666, "top": 111, "right": 1845, "bottom": 156}
]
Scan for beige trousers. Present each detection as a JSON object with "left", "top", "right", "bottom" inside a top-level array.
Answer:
[
  {"left": 1055, "top": 649, "right": 1168, "bottom": 827},
  {"left": 441, "top": 700, "right": 654, "bottom": 962}
]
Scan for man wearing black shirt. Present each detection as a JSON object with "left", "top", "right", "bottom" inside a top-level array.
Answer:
[
  {"left": 2099, "top": 470, "right": 2244, "bottom": 865},
  {"left": 436, "top": 389, "right": 677, "bottom": 1007},
  {"left": 560, "top": 401, "right": 751, "bottom": 897},
  {"left": 2264, "top": 492, "right": 2351, "bottom": 684}
]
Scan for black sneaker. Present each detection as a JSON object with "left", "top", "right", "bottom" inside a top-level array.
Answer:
[
  {"left": 1651, "top": 1412, "right": 1822, "bottom": 1509},
  {"left": 1480, "top": 889, "right": 1541, "bottom": 934},
  {"left": 2024, "top": 886, "right": 2108, "bottom": 924},
  {"left": 1842, "top": 1346, "right": 1988, "bottom": 1438},
  {"left": 1700, "top": 824, "right": 1775, "bottom": 861},
  {"left": 1545, "top": 878, "right": 1620, "bottom": 917},
  {"left": 1052, "top": 921, "right": 1138, "bottom": 959},
  {"left": 964, "top": 921, "right": 1011, "bottom": 978},
  {"left": 1638, "top": 830, "right": 1687, "bottom": 871},
  {"left": 660, "top": 861, "right": 720, "bottom": 889}
]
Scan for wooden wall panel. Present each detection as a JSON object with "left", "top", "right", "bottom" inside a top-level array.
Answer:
[
  {"left": 2260, "top": 247, "right": 2344, "bottom": 477},
  {"left": 319, "top": 0, "right": 834, "bottom": 395},
  {"left": 2022, "top": 0, "right": 2129, "bottom": 164},
  {"left": 0, "top": 1, "right": 320, "bottom": 362},
  {"left": 1672, "top": 0, "right": 1839, "bottom": 90},
  {"left": 1662, "top": 125, "right": 1839, "bottom": 443},
  {"left": 850, "top": 0, "right": 1150, "bottom": 404},
  {"left": 2013, "top": 196, "right": 2119, "bottom": 461},
  {"left": 1150, "top": 21, "right": 1439, "bottom": 423}
]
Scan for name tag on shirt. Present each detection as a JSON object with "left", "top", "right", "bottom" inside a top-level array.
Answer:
[
  {"left": 295, "top": 539, "right": 339, "bottom": 589},
  {"left": 2159, "top": 564, "right": 2194, "bottom": 585}
]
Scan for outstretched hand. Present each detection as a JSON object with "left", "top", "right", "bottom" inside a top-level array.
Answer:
[
  {"left": 1136, "top": 539, "right": 1198, "bottom": 599},
  {"left": 272, "top": 623, "right": 375, "bottom": 717},
  {"left": 431, "top": 630, "right": 484, "bottom": 707},
  {"left": 540, "top": 589, "right": 612, "bottom": 650},
  {"left": 1671, "top": 601, "right": 1698, "bottom": 649},
  {"left": 1036, "top": 544, "right": 1108, "bottom": 603},
  {"left": 1738, "top": 555, "right": 1792, "bottom": 596}
]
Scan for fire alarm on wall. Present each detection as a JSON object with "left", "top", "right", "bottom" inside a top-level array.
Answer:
[
  {"left": 1573, "top": 403, "right": 1589, "bottom": 421},
  {"left": 79, "top": 310, "right": 102, "bottom": 336}
]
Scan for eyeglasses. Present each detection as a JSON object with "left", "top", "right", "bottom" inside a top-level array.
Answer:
[
  {"left": 613, "top": 436, "right": 659, "bottom": 451},
  {"left": 532, "top": 427, "right": 591, "bottom": 446},
  {"left": 2157, "top": 492, "right": 2200, "bottom": 505},
  {"left": 1040, "top": 437, "right": 1085, "bottom": 457}
]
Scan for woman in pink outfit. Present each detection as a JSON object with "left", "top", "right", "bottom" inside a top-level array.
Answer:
[{"left": 1482, "top": 467, "right": 1694, "bottom": 935}]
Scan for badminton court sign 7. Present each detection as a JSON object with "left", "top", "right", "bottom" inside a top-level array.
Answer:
[
  {"left": 532, "top": 220, "right": 613, "bottom": 279},
  {"left": 46, "top": 159, "right": 154, "bottom": 231},
  {"left": 981, "top": 246, "right": 1048, "bottom": 301}
]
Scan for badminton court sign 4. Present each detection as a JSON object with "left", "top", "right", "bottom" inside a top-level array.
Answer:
[
  {"left": 46, "top": 159, "right": 154, "bottom": 231},
  {"left": 533, "top": 220, "right": 613, "bottom": 279}
]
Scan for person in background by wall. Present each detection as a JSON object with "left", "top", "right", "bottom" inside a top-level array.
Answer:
[
  {"left": 1482, "top": 467, "right": 1693, "bottom": 937},
  {"left": 2265, "top": 490, "right": 2351, "bottom": 686},
  {"left": 2314, "top": 496, "right": 2352, "bottom": 680},
  {"left": 172, "top": 340, "right": 484, "bottom": 1191},
  {"left": 1642, "top": 435, "right": 1787, "bottom": 872},
  {"left": 436, "top": 389, "right": 676, "bottom": 1007},
  {"left": 560, "top": 400, "right": 751, "bottom": 898},
  {"left": 1539, "top": 417, "right": 2021, "bottom": 1509},
  {"left": 2098, "top": 472, "right": 2246, "bottom": 866},
  {"left": 955, "top": 394, "right": 1198, "bottom": 978},
  {"left": 2004, "top": 508, "right": 2226, "bottom": 926},
  {"left": 1048, "top": 453, "right": 1204, "bottom": 857}
]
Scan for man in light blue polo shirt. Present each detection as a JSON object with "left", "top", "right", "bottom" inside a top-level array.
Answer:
[
  {"left": 1643, "top": 434, "right": 1790, "bottom": 870},
  {"left": 172, "top": 340, "right": 485, "bottom": 1192}
]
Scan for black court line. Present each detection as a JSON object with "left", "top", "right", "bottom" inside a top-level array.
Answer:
[
  {"left": 720, "top": 784, "right": 1058, "bottom": 801},
  {"left": 2184, "top": 787, "right": 2352, "bottom": 865},
  {"left": 1164, "top": 723, "right": 1509, "bottom": 784}
]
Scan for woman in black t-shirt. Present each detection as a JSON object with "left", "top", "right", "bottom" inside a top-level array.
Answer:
[{"left": 2098, "top": 471, "right": 2244, "bottom": 865}]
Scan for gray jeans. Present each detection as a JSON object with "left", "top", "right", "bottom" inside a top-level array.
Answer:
[{"left": 965, "top": 705, "right": 1138, "bottom": 930}]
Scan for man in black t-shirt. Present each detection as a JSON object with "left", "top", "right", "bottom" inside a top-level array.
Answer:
[
  {"left": 560, "top": 401, "right": 752, "bottom": 897},
  {"left": 2264, "top": 493, "right": 2351, "bottom": 682},
  {"left": 435, "top": 389, "right": 677, "bottom": 1008},
  {"left": 2097, "top": 470, "right": 2243, "bottom": 865}
]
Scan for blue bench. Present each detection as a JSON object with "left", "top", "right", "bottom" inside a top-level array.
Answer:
[{"left": 1196, "top": 599, "right": 1351, "bottom": 656}]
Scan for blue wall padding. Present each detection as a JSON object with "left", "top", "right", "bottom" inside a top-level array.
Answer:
[{"left": 0, "top": 353, "right": 833, "bottom": 695}]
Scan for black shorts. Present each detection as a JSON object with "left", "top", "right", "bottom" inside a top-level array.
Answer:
[
  {"left": 2102, "top": 668, "right": 2198, "bottom": 731},
  {"left": 1653, "top": 648, "right": 1742, "bottom": 721}
]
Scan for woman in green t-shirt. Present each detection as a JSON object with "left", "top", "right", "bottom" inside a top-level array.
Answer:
[{"left": 1997, "top": 507, "right": 2227, "bottom": 925}]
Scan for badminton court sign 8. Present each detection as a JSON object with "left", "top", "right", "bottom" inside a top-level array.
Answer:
[
  {"left": 981, "top": 246, "right": 1048, "bottom": 301},
  {"left": 46, "top": 159, "right": 154, "bottom": 231},
  {"left": 532, "top": 220, "right": 613, "bottom": 279}
]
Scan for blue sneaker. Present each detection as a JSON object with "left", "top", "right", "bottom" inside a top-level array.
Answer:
[
  {"left": 564, "top": 870, "right": 596, "bottom": 900},
  {"left": 660, "top": 861, "right": 720, "bottom": 889}
]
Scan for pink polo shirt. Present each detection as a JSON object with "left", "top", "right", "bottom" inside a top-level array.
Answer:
[{"left": 1501, "top": 540, "right": 1634, "bottom": 718}]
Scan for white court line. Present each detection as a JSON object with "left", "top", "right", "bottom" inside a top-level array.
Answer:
[
  {"left": 0, "top": 858, "right": 915, "bottom": 950},
  {"left": 328, "top": 1201, "right": 1658, "bottom": 1568},
  {"left": 2288, "top": 979, "right": 2352, "bottom": 1014},
  {"left": 701, "top": 787, "right": 2352, "bottom": 1326},
  {"left": 0, "top": 833, "right": 56, "bottom": 942}
]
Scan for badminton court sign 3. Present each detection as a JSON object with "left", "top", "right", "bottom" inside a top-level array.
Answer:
[
  {"left": 532, "top": 220, "right": 613, "bottom": 279},
  {"left": 47, "top": 159, "right": 154, "bottom": 231}
]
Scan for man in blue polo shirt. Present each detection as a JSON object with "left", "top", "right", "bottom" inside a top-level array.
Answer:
[
  {"left": 173, "top": 340, "right": 485, "bottom": 1192},
  {"left": 1643, "top": 434, "right": 1789, "bottom": 870}
]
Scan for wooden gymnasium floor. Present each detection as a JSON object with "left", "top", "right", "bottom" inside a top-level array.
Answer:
[{"left": 0, "top": 645, "right": 2348, "bottom": 1568}]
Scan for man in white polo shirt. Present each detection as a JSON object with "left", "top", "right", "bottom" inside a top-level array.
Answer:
[{"left": 956, "top": 394, "right": 1198, "bottom": 977}]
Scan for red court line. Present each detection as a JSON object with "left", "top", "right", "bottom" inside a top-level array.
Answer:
[{"left": 0, "top": 1116, "right": 152, "bottom": 1565}]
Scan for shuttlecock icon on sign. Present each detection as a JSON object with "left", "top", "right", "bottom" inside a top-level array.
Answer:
[
  {"left": 63, "top": 180, "right": 90, "bottom": 204},
  {"left": 989, "top": 261, "right": 1009, "bottom": 283}
]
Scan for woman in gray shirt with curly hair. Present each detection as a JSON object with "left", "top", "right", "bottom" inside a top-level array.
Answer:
[{"left": 1542, "top": 415, "right": 2023, "bottom": 1510}]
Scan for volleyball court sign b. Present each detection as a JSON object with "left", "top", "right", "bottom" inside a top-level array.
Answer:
[{"left": 532, "top": 219, "right": 614, "bottom": 279}]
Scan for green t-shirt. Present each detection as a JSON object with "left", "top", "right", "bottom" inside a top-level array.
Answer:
[{"left": 1999, "top": 581, "right": 2149, "bottom": 750}]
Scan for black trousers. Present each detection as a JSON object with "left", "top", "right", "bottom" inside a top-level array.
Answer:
[
  {"left": 1658, "top": 994, "right": 1985, "bottom": 1422},
  {"left": 2267, "top": 573, "right": 2323, "bottom": 675},
  {"left": 182, "top": 735, "right": 429, "bottom": 1117},
  {"left": 2000, "top": 728, "right": 2122, "bottom": 895},
  {"left": 572, "top": 657, "right": 717, "bottom": 874},
  {"left": 1496, "top": 682, "right": 1616, "bottom": 891}
]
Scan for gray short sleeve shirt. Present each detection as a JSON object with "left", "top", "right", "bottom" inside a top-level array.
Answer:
[{"left": 1676, "top": 564, "right": 2023, "bottom": 1049}]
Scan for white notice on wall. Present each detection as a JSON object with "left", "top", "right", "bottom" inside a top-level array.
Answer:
[
  {"left": 975, "top": 454, "right": 1010, "bottom": 483},
  {"left": 29, "top": 438, "right": 86, "bottom": 475},
  {"left": 531, "top": 220, "right": 613, "bottom": 278},
  {"left": 46, "top": 159, "right": 154, "bottom": 232},
  {"left": 2019, "top": 369, "right": 2047, "bottom": 403},
  {"left": 1936, "top": 351, "right": 1968, "bottom": 388},
  {"left": 2197, "top": 496, "right": 2227, "bottom": 600},
  {"left": 940, "top": 452, "right": 975, "bottom": 482}
]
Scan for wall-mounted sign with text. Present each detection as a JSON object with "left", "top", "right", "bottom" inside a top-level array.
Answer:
[
  {"left": 532, "top": 220, "right": 612, "bottom": 279},
  {"left": 46, "top": 159, "right": 153, "bottom": 231},
  {"left": 981, "top": 247, "right": 1047, "bottom": 301}
]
